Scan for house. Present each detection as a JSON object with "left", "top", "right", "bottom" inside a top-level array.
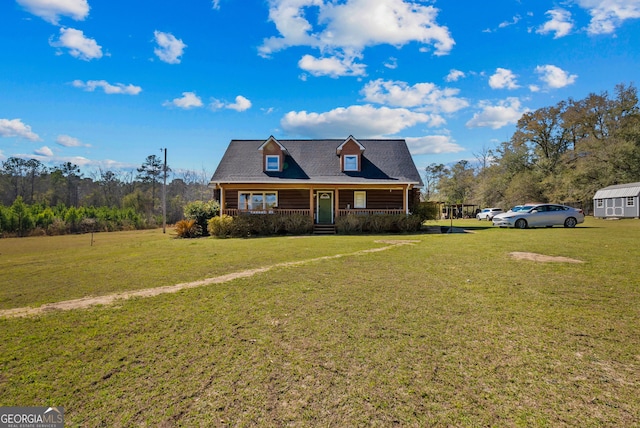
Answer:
[
  {"left": 593, "top": 182, "right": 640, "bottom": 218},
  {"left": 209, "top": 136, "right": 423, "bottom": 226}
]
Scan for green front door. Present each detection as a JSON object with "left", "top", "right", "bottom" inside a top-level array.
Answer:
[{"left": 317, "top": 191, "right": 333, "bottom": 224}]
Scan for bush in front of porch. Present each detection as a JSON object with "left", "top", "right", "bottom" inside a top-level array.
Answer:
[
  {"left": 208, "top": 213, "right": 313, "bottom": 238},
  {"left": 336, "top": 214, "right": 422, "bottom": 234}
]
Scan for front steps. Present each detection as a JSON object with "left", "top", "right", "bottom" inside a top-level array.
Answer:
[{"left": 313, "top": 224, "right": 336, "bottom": 235}]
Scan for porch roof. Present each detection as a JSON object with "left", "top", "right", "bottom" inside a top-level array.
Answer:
[{"left": 211, "top": 139, "right": 423, "bottom": 187}]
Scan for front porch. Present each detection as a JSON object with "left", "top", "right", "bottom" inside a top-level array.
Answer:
[{"left": 216, "top": 184, "right": 419, "bottom": 225}]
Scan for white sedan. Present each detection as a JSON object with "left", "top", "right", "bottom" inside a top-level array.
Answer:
[{"left": 492, "top": 204, "right": 585, "bottom": 228}]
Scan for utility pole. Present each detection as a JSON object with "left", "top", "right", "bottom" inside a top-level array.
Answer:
[{"left": 161, "top": 148, "right": 167, "bottom": 233}]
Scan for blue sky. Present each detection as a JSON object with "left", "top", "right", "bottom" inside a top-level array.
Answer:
[{"left": 1, "top": 0, "right": 639, "bottom": 179}]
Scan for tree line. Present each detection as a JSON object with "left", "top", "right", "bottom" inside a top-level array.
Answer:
[
  {"left": 0, "top": 154, "right": 213, "bottom": 236},
  {"left": 425, "top": 83, "right": 640, "bottom": 212}
]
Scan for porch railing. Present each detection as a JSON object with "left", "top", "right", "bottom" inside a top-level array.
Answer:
[
  {"left": 222, "top": 209, "right": 311, "bottom": 216},
  {"left": 221, "top": 208, "right": 405, "bottom": 217},
  {"left": 337, "top": 209, "right": 406, "bottom": 217}
]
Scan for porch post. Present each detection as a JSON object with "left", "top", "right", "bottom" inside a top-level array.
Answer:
[
  {"left": 335, "top": 188, "right": 340, "bottom": 220},
  {"left": 219, "top": 184, "right": 225, "bottom": 216},
  {"left": 309, "top": 187, "right": 314, "bottom": 223},
  {"left": 403, "top": 184, "right": 408, "bottom": 214}
]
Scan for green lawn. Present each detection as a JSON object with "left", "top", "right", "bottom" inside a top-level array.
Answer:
[{"left": 1, "top": 218, "right": 639, "bottom": 426}]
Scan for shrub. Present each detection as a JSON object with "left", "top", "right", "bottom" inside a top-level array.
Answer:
[
  {"left": 411, "top": 201, "right": 439, "bottom": 221},
  {"left": 47, "top": 218, "right": 68, "bottom": 235},
  {"left": 80, "top": 218, "right": 98, "bottom": 233},
  {"left": 208, "top": 215, "right": 235, "bottom": 238},
  {"left": 230, "top": 215, "right": 251, "bottom": 238},
  {"left": 397, "top": 215, "right": 423, "bottom": 232},
  {"left": 336, "top": 214, "right": 364, "bottom": 234},
  {"left": 365, "top": 214, "right": 395, "bottom": 233},
  {"left": 175, "top": 219, "right": 202, "bottom": 238},
  {"left": 184, "top": 200, "right": 220, "bottom": 236},
  {"left": 283, "top": 214, "right": 313, "bottom": 235}
]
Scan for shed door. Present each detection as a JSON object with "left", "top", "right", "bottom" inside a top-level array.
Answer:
[
  {"left": 605, "top": 198, "right": 624, "bottom": 217},
  {"left": 317, "top": 192, "right": 333, "bottom": 224}
]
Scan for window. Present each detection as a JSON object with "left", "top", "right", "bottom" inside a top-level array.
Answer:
[
  {"left": 344, "top": 155, "right": 358, "bottom": 171},
  {"left": 596, "top": 199, "right": 604, "bottom": 208},
  {"left": 354, "top": 191, "right": 366, "bottom": 209},
  {"left": 627, "top": 197, "right": 635, "bottom": 207},
  {"left": 238, "top": 192, "right": 278, "bottom": 211},
  {"left": 265, "top": 155, "right": 280, "bottom": 171}
]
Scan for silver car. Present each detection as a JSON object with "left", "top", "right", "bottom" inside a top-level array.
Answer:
[{"left": 492, "top": 203, "right": 585, "bottom": 229}]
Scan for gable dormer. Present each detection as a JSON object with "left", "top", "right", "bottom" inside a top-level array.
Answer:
[
  {"left": 336, "top": 135, "right": 365, "bottom": 172},
  {"left": 258, "top": 136, "right": 287, "bottom": 173}
]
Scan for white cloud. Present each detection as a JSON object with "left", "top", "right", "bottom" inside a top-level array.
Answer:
[
  {"left": 361, "top": 79, "right": 469, "bottom": 114},
  {"left": 445, "top": 69, "right": 465, "bottom": 82},
  {"left": 537, "top": 9, "right": 574, "bottom": 38},
  {"left": 17, "top": 0, "right": 89, "bottom": 24},
  {"left": 163, "top": 92, "right": 203, "bottom": 109},
  {"left": 499, "top": 15, "right": 521, "bottom": 29},
  {"left": 56, "top": 134, "right": 90, "bottom": 147},
  {"left": 577, "top": 0, "right": 640, "bottom": 35},
  {"left": 281, "top": 104, "right": 440, "bottom": 138},
  {"left": 11, "top": 153, "right": 133, "bottom": 169},
  {"left": 466, "top": 98, "right": 528, "bottom": 129},
  {"left": 535, "top": 64, "right": 577, "bottom": 88},
  {"left": 153, "top": 31, "right": 187, "bottom": 64},
  {"left": 49, "top": 27, "right": 102, "bottom": 61},
  {"left": 209, "top": 95, "right": 253, "bottom": 112},
  {"left": 34, "top": 146, "right": 54, "bottom": 157},
  {"left": 384, "top": 57, "right": 398, "bottom": 70},
  {"left": 298, "top": 54, "right": 367, "bottom": 77},
  {"left": 0, "top": 118, "right": 41, "bottom": 141},
  {"left": 405, "top": 135, "right": 465, "bottom": 155},
  {"left": 488, "top": 68, "right": 520, "bottom": 90},
  {"left": 260, "top": 0, "right": 454, "bottom": 76},
  {"left": 72, "top": 80, "right": 142, "bottom": 95},
  {"left": 212, "top": 0, "right": 220, "bottom": 9},
  {"left": 226, "top": 95, "right": 252, "bottom": 112}
]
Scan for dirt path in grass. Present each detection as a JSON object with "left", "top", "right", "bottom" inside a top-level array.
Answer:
[
  {"left": 0, "top": 240, "right": 419, "bottom": 318},
  {"left": 509, "top": 252, "right": 584, "bottom": 263}
]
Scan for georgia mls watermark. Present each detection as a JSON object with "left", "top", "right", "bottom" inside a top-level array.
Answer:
[{"left": 0, "top": 407, "right": 64, "bottom": 428}]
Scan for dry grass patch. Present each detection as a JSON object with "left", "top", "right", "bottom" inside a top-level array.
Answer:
[{"left": 509, "top": 251, "right": 584, "bottom": 263}]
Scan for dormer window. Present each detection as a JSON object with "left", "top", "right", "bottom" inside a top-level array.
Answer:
[
  {"left": 337, "top": 135, "right": 365, "bottom": 173},
  {"left": 344, "top": 155, "right": 358, "bottom": 171},
  {"left": 265, "top": 155, "right": 280, "bottom": 171},
  {"left": 259, "top": 136, "right": 287, "bottom": 173}
]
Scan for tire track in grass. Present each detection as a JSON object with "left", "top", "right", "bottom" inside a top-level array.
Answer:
[{"left": 1, "top": 240, "right": 419, "bottom": 318}]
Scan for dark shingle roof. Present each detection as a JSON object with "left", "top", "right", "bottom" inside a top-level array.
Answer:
[{"left": 211, "top": 139, "right": 423, "bottom": 186}]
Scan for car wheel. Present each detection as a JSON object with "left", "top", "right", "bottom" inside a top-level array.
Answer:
[
  {"left": 564, "top": 217, "right": 577, "bottom": 228},
  {"left": 515, "top": 219, "right": 527, "bottom": 229}
]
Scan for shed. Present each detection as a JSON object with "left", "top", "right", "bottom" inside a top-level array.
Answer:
[{"left": 593, "top": 182, "right": 640, "bottom": 218}]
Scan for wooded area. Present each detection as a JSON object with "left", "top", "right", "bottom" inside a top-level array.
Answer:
[
  {"left": 426, "top": 83, "right": 640, "bottom": 211},
  {"left": 0, "top": 154, "right": 213, "bottom": 236}
]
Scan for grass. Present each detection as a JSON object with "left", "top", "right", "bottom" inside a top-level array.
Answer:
[
  {"left": 0, "top": 230, "right": 381, "bottom": 310},
  {"left": 0, "top": 218, "right": 639, "bottom": 426}
]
